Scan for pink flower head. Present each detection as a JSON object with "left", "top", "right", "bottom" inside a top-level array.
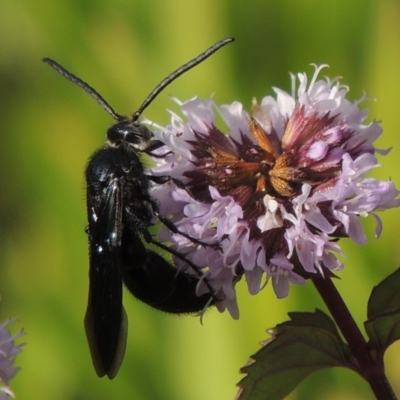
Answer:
[
  {"left": 0, "top": 319, "right": 24, "bottom": 399},
  {"left": 148, "top": 65, "right": 400, "bottom": 318}
]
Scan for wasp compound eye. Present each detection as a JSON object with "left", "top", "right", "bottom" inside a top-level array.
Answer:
[{"left": 107, "top": 121, "right": 154, "bottom": 151}]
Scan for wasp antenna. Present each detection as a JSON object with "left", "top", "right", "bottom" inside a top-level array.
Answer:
[
  {"left": 132, "top": 37, "right": 234, "bottom": 121},
  {"left": 42, "top": 58, "right": 123, "bottom": 122}
]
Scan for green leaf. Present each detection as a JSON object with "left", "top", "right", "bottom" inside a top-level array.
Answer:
[
  {"left": 236, "top": 310, "right": 357, "bottom": 400},
  {"left": 365, "top": 309, "right": 400, "bottom": 354},
  {"left": 365, "top": 268, "right": 400, "bottom": 354},
  {"left": 367, "top": 267, "right": 400, "bottom": 319}
]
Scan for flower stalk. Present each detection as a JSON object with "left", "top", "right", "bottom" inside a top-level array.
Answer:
[{"left": 312, "top": 276, "right": 396, "bottom": 400}]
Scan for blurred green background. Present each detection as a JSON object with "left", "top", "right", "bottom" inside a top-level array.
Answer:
[{"left": 1, "top": 1, "right": 400, "bottom": 399}]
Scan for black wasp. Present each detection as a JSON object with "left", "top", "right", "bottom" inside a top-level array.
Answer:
[{"left": 43, "top": 37, "right": 233, "bottom": 379}]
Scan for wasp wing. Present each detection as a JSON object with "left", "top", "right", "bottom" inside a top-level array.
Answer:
[{"left": 84, "top": 179, "right": 127, "bottom": 379}]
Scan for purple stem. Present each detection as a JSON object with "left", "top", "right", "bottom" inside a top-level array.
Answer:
[{"left": 312, "top": 276, "right": 396, "bottom": 400}]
